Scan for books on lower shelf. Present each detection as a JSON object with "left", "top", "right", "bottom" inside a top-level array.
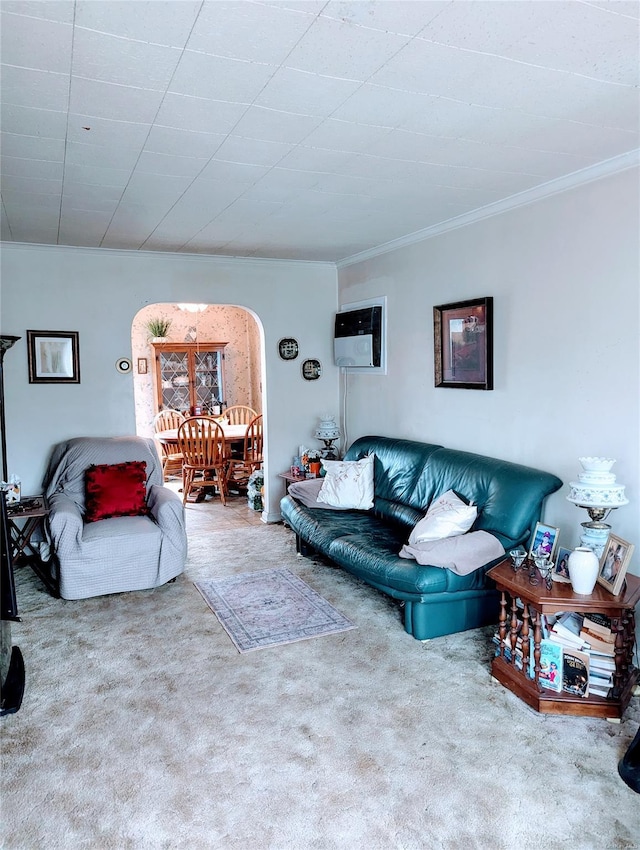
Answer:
[
  {"left": 538, "top": 639, "right": 563, "bottom": 692},
  {"left": 562, "top": 648, "right": 590, "bottom": 697},
  {"left": 494, "top": 609, "right": 618, "bottom": 700}
]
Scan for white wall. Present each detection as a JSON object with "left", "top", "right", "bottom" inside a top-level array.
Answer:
[
  {"left": 0, "top": 244, "right": 339, "bottom": 521},
  {"left": 338, "top": 168, "right": 640, "bottom": 575}
]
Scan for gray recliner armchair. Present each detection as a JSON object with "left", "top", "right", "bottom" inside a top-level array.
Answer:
[{"left": 43, "top": 436, "right": 187, "bottom": 600}]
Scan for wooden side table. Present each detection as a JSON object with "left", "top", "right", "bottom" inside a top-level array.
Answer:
[
  {"left": 7, "top": 496, "right": 58, "bottom": 596},
  {"left": 487, "top": 558, "right": 640, "bottom": 720}
]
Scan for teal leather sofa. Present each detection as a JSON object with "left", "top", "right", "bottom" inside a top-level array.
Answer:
[{"left": 280, "top": 436, "right": 563, "bottom": 640}]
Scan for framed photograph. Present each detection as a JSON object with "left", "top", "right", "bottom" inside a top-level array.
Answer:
[
  {"left": 553, "top": 547, "right": 572, "bottom": 583},
  {"left": 27, "top": 330, "right": 80, "bottom": 384},
  {"left": 434, "top": 297, "right": 493, "bottom": 390},
  {"left": 528, "top": 522, "right": 560, "bottom": 563},
  {"left": 597, "top": 534, "right": 634, "bottom": 596},
  {"left": 137, "top": 357, "right": 148, "bottom": 375}
]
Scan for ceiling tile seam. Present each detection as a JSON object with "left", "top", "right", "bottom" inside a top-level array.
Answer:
[
  {"left": 0, "top": 10, "right": 72, "bottom": 26},
  {"left": 58, "top": 0, "right": 79, "bottom": 246},
  {"left": 413, "top": 36, "right": 640, "bottom": 89},
  {"left": 577, "top": 0, "right": 640, "bottom": 20},
  {"left": 364, "top": 82, "right": 639, "bottom": 134},
  {"left": 140, "top": 2, "right": 328, "bottom": 252},
  {"left": 0, "top": 63, "right": 69, "bottom": 77},
  {"left": 73, "top": 25, "right": 189, "bottom": 52},
  {"left": 318, "top": 5, "right": 447, "bottom": 39},
  {"left": 97, "top": 0, "right": 208, "bottom": 249},
  {"left": 1, "top": 196, "right": 14, "bottom": 241}
]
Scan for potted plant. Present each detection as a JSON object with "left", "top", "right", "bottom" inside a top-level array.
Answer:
[
  {"left": 145, "top": 317, "right": 172, "bottom": 341},
  {"left": 306, "top": 450, "right": 322, "bottom": 477}
]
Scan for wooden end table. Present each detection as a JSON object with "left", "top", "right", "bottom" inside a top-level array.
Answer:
[
  {"left": 7, "top": 496, "right": 59, "bottom": 596},
  {"left": 487, "top": 558, "right": 640, "bottom": 720}
]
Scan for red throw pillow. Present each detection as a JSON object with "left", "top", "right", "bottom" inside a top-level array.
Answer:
[{"left": 84, "top": 461, "right": 148, "bottom": 523}]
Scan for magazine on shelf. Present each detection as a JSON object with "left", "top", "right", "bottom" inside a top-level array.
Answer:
[
  {"left": 537, "top": 639, "right": 563, "bottom": 692},
  {"left": 552, "top": 611, "right": 584, "bottom": 641},
  {"left": 562, "top": 648, "right": 590, "bottom": 697}
]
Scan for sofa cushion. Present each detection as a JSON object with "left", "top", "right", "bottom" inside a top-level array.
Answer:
[
  {"left": 408, "top": 489, "right": 477, "bottom": 544},
  {"left": 84, "top": 461, "right": 148, "bottom": 523},
  {"left": 317, "top": 454, "right": 374, "bottom": 510}
]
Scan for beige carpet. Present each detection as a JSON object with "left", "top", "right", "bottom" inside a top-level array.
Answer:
[{"left": 2, "top": 513, "right": 639, "bottom": 850}]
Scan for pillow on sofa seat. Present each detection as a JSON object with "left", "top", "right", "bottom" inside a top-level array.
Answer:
[
  {"left": 317, "top": 454, "right": 375, "bottom": 510},
  {"left": 408, "top": 489, "right": 477, "bottom": 544},
  {"left": 399, "top": 531, "right": 504, "bottom": 575},
  {"left": 85, "top": 461, "right": 148, "bottom": 523}
]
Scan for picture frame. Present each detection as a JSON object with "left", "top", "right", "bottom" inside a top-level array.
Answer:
[
  {"left": 27, "top": 330, "right": 80, "bottom": 384},
  {"left": 137, "top": 357, "right": 148, "bottom": 375},
  {"left": 553, "top": 546, "right": 572, "bottom": 583},
  {"left": 597, "top": 534, "right": 634, "bottom": 596},
  {"left": 528, "top": 522, "right": 560, "bottom": 563},
  {"left": 433, "top": 297, "right": 493, "bottom": 390}
]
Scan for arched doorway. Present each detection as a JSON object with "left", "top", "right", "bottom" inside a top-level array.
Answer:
[{"left": 132, "top": 303, "right": 262, "bottom": 437}]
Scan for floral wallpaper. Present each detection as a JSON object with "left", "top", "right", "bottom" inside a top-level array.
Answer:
[{"left": 132, "top": 303, "right": 262, "bottom": 437}]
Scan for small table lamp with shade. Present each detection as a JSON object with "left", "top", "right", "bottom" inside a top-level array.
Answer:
[
  {"left": 566, "top": 457, "right": 628, "bottom": 559},
  {"left": 315, "top": 415, "right": 341, "bottom": 460}
]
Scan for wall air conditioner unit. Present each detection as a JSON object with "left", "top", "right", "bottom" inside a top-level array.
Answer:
[{"left": 334, "top": 306, "right": 382, "bottom": 367}]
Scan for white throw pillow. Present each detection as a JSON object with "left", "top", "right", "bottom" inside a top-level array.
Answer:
[
  {"left": 409, "top": 489, "right": 477, "bottom": 545},
  {"left": 317, "top": 454, "right": 375, "bottom": 510}
]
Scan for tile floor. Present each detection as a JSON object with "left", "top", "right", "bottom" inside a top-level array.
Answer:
[{"left": 165, "top": 478, "right": 265, "bottom": 533}]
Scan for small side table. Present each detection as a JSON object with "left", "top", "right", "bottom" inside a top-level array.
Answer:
[
  {"left": 279, "top": 471, "right": 306, "bottom": 494},
  {"left": 7, "top": 496, "right": 58, "bottom": 596}
]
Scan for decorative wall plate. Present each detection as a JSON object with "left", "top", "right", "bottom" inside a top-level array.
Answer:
[
  {"left": 115, "top": 358, "right": 132, "bottom": 374},
  {"left": 301, "top": 358, "right": 322, "bottom": 381},
  {"left": 278, "top": 337, "right": 299, "bottom": 360}
]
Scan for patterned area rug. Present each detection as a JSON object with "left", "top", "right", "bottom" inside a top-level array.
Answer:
[{"left": 194, "top": 568, "right": 356, "bottom": 652}]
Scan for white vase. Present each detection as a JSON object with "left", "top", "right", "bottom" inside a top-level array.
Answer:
[{"left": 567, "top": 546, "right": 600, "bottom": 595}]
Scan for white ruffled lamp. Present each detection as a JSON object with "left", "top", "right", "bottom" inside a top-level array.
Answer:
[
  {"left": 566, "top": 457, "right": 628, "bottom": 558},
  {"left": 314, "top": 415, "right": 341, "bottom": 460}
]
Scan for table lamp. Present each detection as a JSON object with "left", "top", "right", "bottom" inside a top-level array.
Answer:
[
  {"left": 314, "top": 415, "right": 340, "bottom": 460},
  {"left": 566, "top": 457, "right": 628, "bottom": 558}
]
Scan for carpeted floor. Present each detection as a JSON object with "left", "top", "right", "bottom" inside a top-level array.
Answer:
[{"left": 1, "top": 502, "right": 639, "bottom": 850}]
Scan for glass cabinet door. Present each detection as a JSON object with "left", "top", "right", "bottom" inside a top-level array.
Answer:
[
  {"left": 194, "top": 349, "right": 223, "bottom": 411},
  {"left": 153, "top": 343, "right": 226, "bottom": 414},
  {"left": 158, "top": 350, "right": 190, "bottom": 412}
]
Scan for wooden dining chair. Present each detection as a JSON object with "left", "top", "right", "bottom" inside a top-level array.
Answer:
[
  {"left": 226, "top": 414, "right": 263, "bottom": 493},
  {"left": 224, "top": 405, "right": 257, "bottom": 426},
  {"left": 177, "top": 416, "right": 229, "bottom": 505},
  {"left": 153, "top": 409, "right": 186, "bottom": 480}
]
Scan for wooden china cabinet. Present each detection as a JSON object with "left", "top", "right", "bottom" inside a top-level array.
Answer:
[{"left": 151, "top": 342, "right": 227, "bottom": 415}]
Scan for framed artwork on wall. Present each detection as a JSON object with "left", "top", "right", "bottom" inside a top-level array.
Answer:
[
  {"left": 27, "top": 330, "right": 80, "bottom": 384},
  {"left": 433, "top": 297, "right": 493, "bottom": 390},
  {"left": 278, "top": 338, "right": 299, "bottom": 361},
  {"left": 137, "top": 357, "right": 148, "bottom": 374}
]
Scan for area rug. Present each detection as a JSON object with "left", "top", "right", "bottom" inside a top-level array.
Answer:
[{"left": 194, "top": 568, "right": 356, "bottom": 652}]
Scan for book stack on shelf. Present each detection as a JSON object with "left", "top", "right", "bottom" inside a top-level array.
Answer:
[
  {"left": 492, "top": 610, "right": 617, "bottom": 699},
  {"left": 545, "top": 611, "right": 615, "bottom": 698}
]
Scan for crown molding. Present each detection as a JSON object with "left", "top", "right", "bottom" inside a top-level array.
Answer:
[
  {"left": 0, "top": 240, "right": 333, "bottom": 269},
  {"left": 337, "top": 149, "right": 640, "bottom": 269}
]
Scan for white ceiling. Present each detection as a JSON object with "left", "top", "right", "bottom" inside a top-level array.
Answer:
[{"left": 1, "top": 0, "right": 638, "bottom": 263}]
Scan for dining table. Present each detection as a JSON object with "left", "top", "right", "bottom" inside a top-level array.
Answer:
[{"left": 155, "top": 420, "right": 248, "bottom": 453}]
